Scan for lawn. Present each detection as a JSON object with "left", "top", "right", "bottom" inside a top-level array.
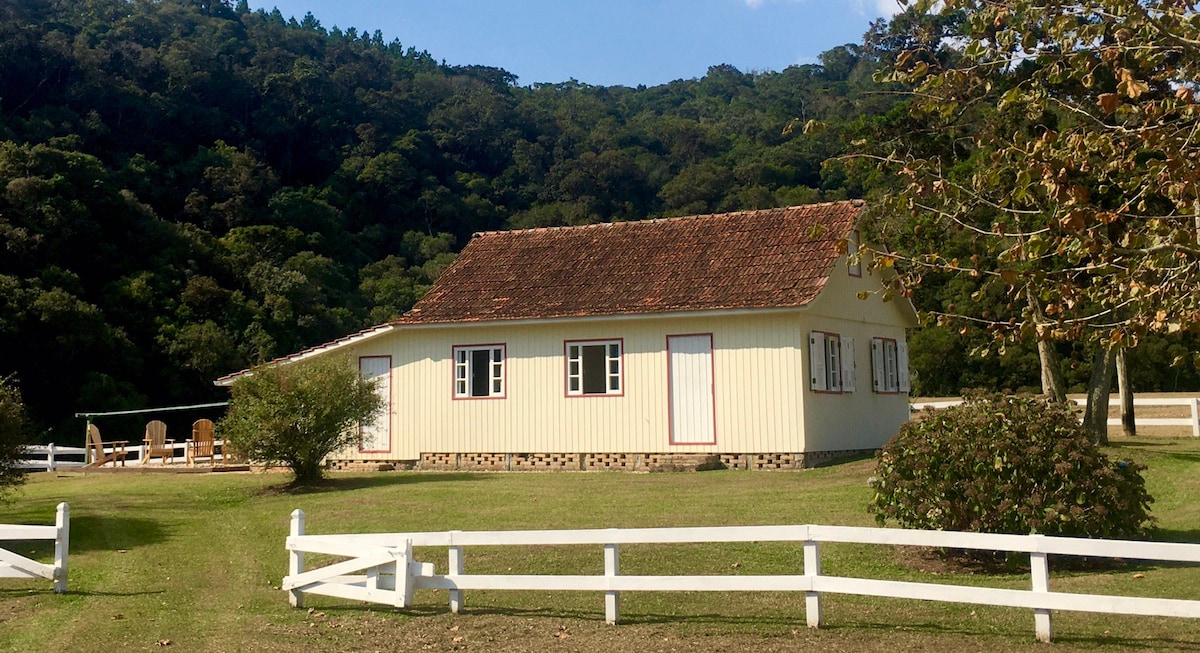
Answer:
[{"left": 1, "top": 437, "right": 1199, "bottom": 652}]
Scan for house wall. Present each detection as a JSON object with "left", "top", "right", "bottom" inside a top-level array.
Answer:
[
  {"left": 343, "top": 311, "right": 806, "bottom": 461},
  {"left": 798, "top": 262, "right": 916, "bottom": 454},
  {"left": 335, "top": 258, "right": 915, "bottom": 466}
]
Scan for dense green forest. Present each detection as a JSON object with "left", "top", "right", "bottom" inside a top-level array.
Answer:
[{"left": 0, "top": 0, "right": 1195, "bottom": 440}]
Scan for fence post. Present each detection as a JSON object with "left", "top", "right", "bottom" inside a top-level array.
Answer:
[
  {"left": 448, "top": 536, "right": 464, "bottom": 613},
  {"left": 288, "top": 509, "right": 305, "bottom": 608},
  {"left": 1030, "top": 546, "right": 1052, "bottom": 643},
  {"left": 804, "top": 539, "right": 822, "bottom": 628},
  {"left": 1191, "top": 398, "right": 1199, "bottom": 438},
  {"left": 53, "top": 502, "right": 69, "bottom": 594},
  {"left": 604, "top": 542, "right": 620, "bottom": 624},
  {"left": 46, "top": 443, "right": 57, "bottom": 472},
  {"left": 395, "top": 538, "right": 414, "bottom": 608}
]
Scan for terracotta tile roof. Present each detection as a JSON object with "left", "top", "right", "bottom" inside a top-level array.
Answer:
[
  {"left": 399, "top": 201, "right": 862, "bottom": 324},
  {"left": 214, "top": 201, "right": 864, "bottom": 384}
]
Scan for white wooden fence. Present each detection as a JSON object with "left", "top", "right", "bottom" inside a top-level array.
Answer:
[
  {"left": 19, "top": 440, "right": 234, "bottom": 471},
  {"left": 283, "top": 510, "right": 1200, "bottom": 643},
  {"left": 0, "top": 503, "right": 69, "bottom": 593},
  {"left": 911, "top": 396, "right": 1200, "bottom": 436},
  {"left": 18, "top": 444, "right": 88, "bottom": 471}
]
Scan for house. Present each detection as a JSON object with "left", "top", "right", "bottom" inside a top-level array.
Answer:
[{"left": 216, "top": 201, "right": 918, "bottom": 471}]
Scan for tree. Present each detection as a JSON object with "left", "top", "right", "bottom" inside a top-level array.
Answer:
[
  {"left": 0, "top": 377, "right": 28, "bottom": 500},
  {"left": 216, "top": 355, "right": 383, "bottom": 485},
  {"left": 855, "top": 0, "right": 1200, "bottom": 441}
]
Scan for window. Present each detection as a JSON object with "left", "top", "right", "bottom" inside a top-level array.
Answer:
[
  {"left": 809, "top": 332, "right": 855, "bottom": 393},
  {"left": 871, "top": 337, "right": 910, "bottom": 394},
  {"left": 847, "top": 229, "right": 862, "bottom": 277},
  {"left": 453, "top": 345, "right": 505, "bottom": 398},
  {"left": 566, "top": 339, "right": 622, "bottom": 396}
]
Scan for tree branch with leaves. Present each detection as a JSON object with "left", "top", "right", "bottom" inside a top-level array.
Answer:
[{"left": 847, "top": 0, "right": 1200, "bottom": 440}]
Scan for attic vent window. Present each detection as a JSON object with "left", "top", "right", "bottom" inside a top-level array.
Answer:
[
  {"left": 566, "top": 340, "right": 622, "bottom": 396},
  {"left": 453, "top": 344, "right": 505, "bottom": 398}
]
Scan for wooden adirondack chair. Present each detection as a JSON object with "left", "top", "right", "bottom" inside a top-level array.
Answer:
[
  {"left": 84, "top": 424, "right": 128, "bottom": 468},
  {"left": 141, "top": 420, "right": 174, "bottom": 465},
  {"left": 186, "top": 419, "right": 216, "bottom": 467}
]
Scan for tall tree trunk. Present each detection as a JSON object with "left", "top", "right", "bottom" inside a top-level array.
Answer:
[
  {"left": 1037, "top": 338, "right": 1068, "bottom": 402},
  {"left": 1083, "top": 347, "right": 1117, "bottom": 445},
  {"left": 1026, "top": 288, "right": 1067, "bottom": 401},
  {"left": 1117, "top": 347, "right": 1136, "bottom": 437}
]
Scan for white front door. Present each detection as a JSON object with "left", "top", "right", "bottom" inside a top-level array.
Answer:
[
  {"left": 359, "top": 356, "right": 392, "bottom": 453},
  {"left": 668, "top": 334, "right": 715, "bottom": 445}
]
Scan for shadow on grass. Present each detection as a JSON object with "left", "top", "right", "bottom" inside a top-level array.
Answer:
[
  {"left": 1053, "top": 633, "right": 1200, "bottom": 651},
  {"left": 1, "top": 514, "right": 168, "bottom": 558},
  {"left": 313, "top": 603, "right": 1200, "bottom": 649},
  {"left": 1108, "top": 439, "right": 1199, "bottom": 455},
  {"left": 840, "top": 619, "right": 1200, "bottom": 649},
  {"left": 67, "top": 514, "right": 171, "bottom": 552},
  {"left": 259, "top": 472, "right": 488, "bottom": 496},
  {"left": 1151, "top": 526, "right": 1200, "bottom": 544}
]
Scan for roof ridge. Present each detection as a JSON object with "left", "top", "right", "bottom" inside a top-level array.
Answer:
[{"left": 471, "top": 200, "right": 864, "bottom": 238}]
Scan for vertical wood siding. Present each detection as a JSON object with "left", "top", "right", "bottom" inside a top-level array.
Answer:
[{"left": 344, "top": 312, "right": 804, "bottom": 459}]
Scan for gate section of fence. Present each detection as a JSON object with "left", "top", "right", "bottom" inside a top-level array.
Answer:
[
  {"left": 282, "top": 510, "right": 1200, "bottom": 643},
  {"left": 0, "top": 503, "right": 69, "bottom": 593}
]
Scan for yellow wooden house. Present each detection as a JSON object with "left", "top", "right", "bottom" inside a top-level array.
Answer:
[{"left": 217, "top": 201, "right": 918, "bottom": 471}]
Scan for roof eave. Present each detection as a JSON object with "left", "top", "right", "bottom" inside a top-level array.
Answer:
[{"left": 212, "top": 323, "right": 398, "bottom": 387}]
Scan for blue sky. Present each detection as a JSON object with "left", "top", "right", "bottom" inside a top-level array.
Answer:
[{"left": 246, "top": 0, "right": 901, "bottom": 87}]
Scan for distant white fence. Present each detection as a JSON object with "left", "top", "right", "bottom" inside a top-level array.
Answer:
[
  {"left": 18, "top": 444, "right": 88, "bottom": 471},
  {"left": 282, "top": 510, "right": 1200, "bottom": 643},
  {"left": 910, "top": 397, "right": 1200, "bottom": 437},
  {"left": 0, "top": 503, "right": 69, "bottom": 593},
  {"left": 19, "top": 440, "right": 233, "bottom": 471}
]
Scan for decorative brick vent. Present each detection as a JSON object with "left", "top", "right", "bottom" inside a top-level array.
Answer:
[
  {"left": 511, "top": 453, "right": 581, "bottom": 471},
  {"left": 359, "top": 450, "right": 878, "bottom": 473},
  {"left": 325, "top": 460, "right": 413, "bottom": 472},
  {"left": 421, "top": 453, "right": 458, "bottom": 470},
  {"left": 584, "top": 453, "right": 639, "bottom": 471},
  {"left": 747, "top": 453, "right": 802, "bottom": 471},
  {"left": 460, "top": 453, "right": 507, "bottom": 471}
]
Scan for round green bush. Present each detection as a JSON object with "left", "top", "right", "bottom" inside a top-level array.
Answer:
[{"left": 868, "top": 392, "right": 1154, "bottom": 538}]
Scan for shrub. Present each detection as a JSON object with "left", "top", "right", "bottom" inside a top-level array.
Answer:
[
  {"left": 868, "top": 392, "right": 1153, "bottom": 538},
  {"left": 0, "top": 377, "right": 28, "bottom": 500},
  {"left": 217, "top": 355, "right": 384, "bottom": 486}
]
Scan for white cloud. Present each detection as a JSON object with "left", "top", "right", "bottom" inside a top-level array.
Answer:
[
  {"left": 744, "top": 0, "right": 902, "bottom": 17},
  {"left": 851, "top": 0, "right": 904, "bottom": 18}
]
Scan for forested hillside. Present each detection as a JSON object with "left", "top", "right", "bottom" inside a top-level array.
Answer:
[{"left": 1, "top": 0, "right": 1195, "bottom": 439}]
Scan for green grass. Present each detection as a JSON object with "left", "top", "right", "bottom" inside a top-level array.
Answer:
[{"left": 1, "top": 438, "right": 1198, "bottom": 652}]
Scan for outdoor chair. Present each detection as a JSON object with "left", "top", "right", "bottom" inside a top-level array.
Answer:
[
  {"left": 186, "top": 419, "right": 216, "bottom": 467},
  {"left": 84, "top": 424, "right": 128, "bottom": 468},
  {"left": 141, "top": 419, "right": 174, "bottom": 465}
]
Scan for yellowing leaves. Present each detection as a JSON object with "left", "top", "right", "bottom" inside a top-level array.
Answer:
[{"left": 1117, "top": 68, "right": 1149, "bottom": 99}]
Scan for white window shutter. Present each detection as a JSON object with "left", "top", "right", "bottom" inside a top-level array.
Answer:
[
  {"left": 840, "top": 337, "right": 855, "bottom": 392},
  {"left": 897, "top": 340, "right": 911, "bottom": 393},
  {"left": 871, "top": 338, "right": 885, "bottom": 392},
  {"left": 809, "top": 332, "right": 827, "bottom": 391}
]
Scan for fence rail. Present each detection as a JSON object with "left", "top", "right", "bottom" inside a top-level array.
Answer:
[
  {"left": 17, "top": 445, "right": 87, "bottom": 471},
  {"left": 910, "top": 396, "right": 1200, "bottom": 436},
  {"left": 282, "top": 511, "right": 1200, "bottom": 643},
  {"left": 0, "top": 503, "right": 69, "bottom": 593}
]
